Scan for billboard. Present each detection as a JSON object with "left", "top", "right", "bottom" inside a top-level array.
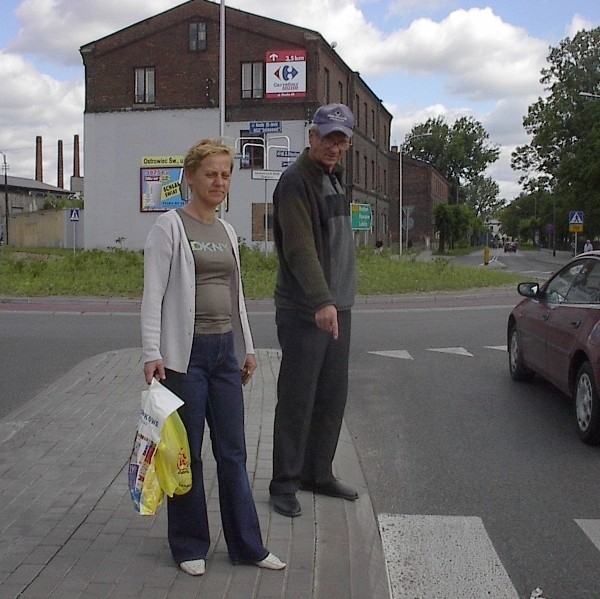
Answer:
[
  {"left": 140, "top": 156, "right": 187, "bottom": 212},
  {"left": 265, "top": 49, "right": 307, "bottom": 99}
]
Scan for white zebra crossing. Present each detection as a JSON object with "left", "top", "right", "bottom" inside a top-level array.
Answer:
[{"left": 379, "top": 514, "right": 519, "bottom": 598}]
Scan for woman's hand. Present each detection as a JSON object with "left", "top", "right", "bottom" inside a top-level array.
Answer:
[
  {"left": 241, "top": 354, "right": 257, "bottom": 385},
  {"left": 144, "top": 359, "right": 165, "bottom": 384}
]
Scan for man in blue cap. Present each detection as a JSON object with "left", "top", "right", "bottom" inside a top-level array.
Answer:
[{"left": 269, "top": 103, "right": 359, "bottom": 517}]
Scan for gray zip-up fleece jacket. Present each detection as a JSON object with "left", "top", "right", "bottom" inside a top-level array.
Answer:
[{"left": 273, "top": 148, "right": 356, "bottom": 315}]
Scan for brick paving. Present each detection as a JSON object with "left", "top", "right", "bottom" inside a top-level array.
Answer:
[{"left": 0, "top": 347, "right": 389, "bottom": 598}]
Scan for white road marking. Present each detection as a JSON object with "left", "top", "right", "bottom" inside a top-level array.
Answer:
[
  {"left": 368, "top": 350, "right": 414, "bottom": 360},
  {"left": 485, "top": 345, "right": 507, "bottom": 351},
  {"left": 575, "top": 519, "right": 600, "bottom": 550},
  {"left": 428, "top": 346, "right": 474, "bottom": 356},
  {"left": 378, "top": 514, "right": 519, "bottom": 599}
]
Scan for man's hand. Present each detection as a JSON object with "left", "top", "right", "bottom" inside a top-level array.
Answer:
[{"left": 315, "top": 304, "right": 339, "bottom": 339}]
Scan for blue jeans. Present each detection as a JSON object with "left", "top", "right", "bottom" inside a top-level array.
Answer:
[{"left": 162, "top": 332, "right": 267, "bottom": 565}]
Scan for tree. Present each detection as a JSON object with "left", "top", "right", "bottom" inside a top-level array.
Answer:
[
  {"left": 403, "top": 116, "right": 500, "bottom": 203},
  {"left": 434, "top": 203, "right": 473, "bottom": 252},
  {"left": 463, "top": 175, "right": 504, "bottom": 218},
  {"left": 512, "top": 28, "right": 600, "bottom": 239}
]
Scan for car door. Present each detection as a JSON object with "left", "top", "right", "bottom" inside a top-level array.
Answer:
[{"left": 542, "top": 259, "right": 599, "bottom": 393}]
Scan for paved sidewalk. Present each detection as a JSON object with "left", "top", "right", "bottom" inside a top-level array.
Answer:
[{"left": 0, "top": 347, "right": 389, "bottom": 598}]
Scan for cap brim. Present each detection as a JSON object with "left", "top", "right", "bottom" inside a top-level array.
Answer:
[{"left": 317, "top": 124, "right": 354, "bottom": 138}]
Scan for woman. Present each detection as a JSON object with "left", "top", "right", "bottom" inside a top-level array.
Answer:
[{"left": 141, "top": 138, "right": 285, "bottom": 576}]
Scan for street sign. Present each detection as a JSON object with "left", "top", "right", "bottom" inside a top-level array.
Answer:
[
  {"left": 70, "top": 209, "right": 80, "bottom": 222},
  {"left": 351, "top": 203, "right": 372, "bottom": 230},
  {"left": 569, "top": 211, "right": 584, "bottom": 233},
  {"left": 249, "top": 121, "right": 282, "bottom": 134},
  {"left": 251, "top": 169, "right": 281, "bottom": 180},
  {"left": 276, "top": 150, "right": 300, "bottom": 158}
]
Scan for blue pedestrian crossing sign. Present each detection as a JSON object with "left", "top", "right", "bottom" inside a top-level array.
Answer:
[
  {"left": 569, "top": 211, "right": 584, "bottom": 233},
  {"left": 70, "top": 209, "right": 80, "bottom": 222},
  {"left": 569, "top": 211, "right": 584, "bottom": 225}
]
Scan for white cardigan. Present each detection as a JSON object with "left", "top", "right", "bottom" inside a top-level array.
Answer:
[{"left": 141, "top": 210, "right": 254, "bottom": 373}]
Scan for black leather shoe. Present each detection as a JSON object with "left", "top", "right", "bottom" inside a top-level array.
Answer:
[
  {"left": 270, "top": 494, "right": 301, "bottom": 517},
  {"left": 299, "top": 479, "right": 359, "bottom": 501}
]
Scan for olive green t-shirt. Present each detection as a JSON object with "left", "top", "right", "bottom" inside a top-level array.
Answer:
[{"left": 178, "top": 210, "right": 235, "bottom": 335}]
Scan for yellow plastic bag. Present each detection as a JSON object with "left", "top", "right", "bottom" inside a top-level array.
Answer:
[
  {"left": 128, "top": 380, "right": 184, "bottom": 515},
  {"left": 155, "top": 410, "right": 192, "bottom": 497},
  {"left": 139, "top": 462, "right": 165, "bottom": 516}
]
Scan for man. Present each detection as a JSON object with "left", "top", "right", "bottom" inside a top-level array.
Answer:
[
  {"left": 584, "top": 239, "right": 594, "bottom": 253},
  {"left": 269, "top": 103, "right": 358, "bottom": 518}
]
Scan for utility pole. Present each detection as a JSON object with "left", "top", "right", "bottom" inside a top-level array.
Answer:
[{"left": 0, "top": 151, "right": 8, "bottom": 246}]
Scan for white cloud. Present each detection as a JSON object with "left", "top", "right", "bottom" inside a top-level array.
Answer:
[
  {"left": 9, "top": 0, "right": 183, "bottom": 66},
  {"left": 566, "top": 14, "right": 596, "bottom": 38}
]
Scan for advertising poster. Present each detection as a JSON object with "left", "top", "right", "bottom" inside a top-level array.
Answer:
[
  {"left": 265, "top": 49, "right": 307, "bottom": 99},
  {"left": 140, "top": 156, "right": 187, "bottom": 212}
]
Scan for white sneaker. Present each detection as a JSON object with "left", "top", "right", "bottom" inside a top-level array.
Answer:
[
  {"left": 179, "top": 559, "right": 206, "bottom": 576},
  {"left": 256, "top": 552, "right": 286, "bottom": 570}
]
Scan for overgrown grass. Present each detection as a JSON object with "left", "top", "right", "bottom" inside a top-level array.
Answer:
[{"left": 0, "top": 245, "right": 522, "bottom": 299}]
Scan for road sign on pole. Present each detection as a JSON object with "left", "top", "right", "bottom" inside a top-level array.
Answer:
[
  {"left": 251, "top": 169, "right": 281, "bottom": 180},
  {"left": 569, "top": 211, "right": 584, "bottom": 233},
  {"left": 351, "top": 203, "right": 372, "bottom": 230}
]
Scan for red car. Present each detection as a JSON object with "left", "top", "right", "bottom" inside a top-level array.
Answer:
[{"left": 508, "top": 252, "right": 600, "bottom": 443}]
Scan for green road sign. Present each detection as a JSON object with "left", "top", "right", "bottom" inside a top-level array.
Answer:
[{"left": 351, "top": 203, "right": 372, "bottom": 230}]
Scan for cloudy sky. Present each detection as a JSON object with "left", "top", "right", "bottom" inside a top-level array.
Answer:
[{"left": 1, "top": 0, "right": 598, "bottom": 201}]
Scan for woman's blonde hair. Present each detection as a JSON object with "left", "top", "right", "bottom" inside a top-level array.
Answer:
[{"left": 183, "top": 138, "right": 235, "bottom": 176}]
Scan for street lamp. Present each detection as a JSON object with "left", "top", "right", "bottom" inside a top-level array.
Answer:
[
  {"left": 398, "top": 133, "right": 432, "bottom": 255},
  {"left": 579, "top": 91, "right": 600, "bottom": 99},
  {"left": 0, "top": 150, "right": 8, "bottom": 246}
]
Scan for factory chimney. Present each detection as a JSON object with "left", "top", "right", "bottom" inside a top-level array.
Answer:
[
  {"left": 57, "top": 140, "right": 64, "bottom": 189},
  {"left": 35, "top": 136, "right": 43, "bottom": 182}
]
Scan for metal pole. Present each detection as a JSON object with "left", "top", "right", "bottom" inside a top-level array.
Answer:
[
  {"left": 1, "top": 151, "right": 8, "bottom": 246},
  {"left": 398, "top": 147, "right": 403, "bottom": 256},
  {"left": 218, "top": 1, "right": 226, "bottom": 220}
]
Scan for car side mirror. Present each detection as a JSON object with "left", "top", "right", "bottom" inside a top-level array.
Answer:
[{"left": 517, "top": 282, "right": 539, "bottom": 297}]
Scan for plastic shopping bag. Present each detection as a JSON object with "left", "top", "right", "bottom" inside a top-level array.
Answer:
[
  {"left": 155, "top": 409, "right": 192, "bottom": 497},
  {"left": 128, "top": 379, "right": 186, "bottom": 515}
]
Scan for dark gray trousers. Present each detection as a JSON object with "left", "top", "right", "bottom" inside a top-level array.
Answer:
[{"left": 269, "top": 308, "right": 351, "bottom": 496}]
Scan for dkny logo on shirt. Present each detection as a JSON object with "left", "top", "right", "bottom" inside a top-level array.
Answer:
[{"left": 190, "top": 241, "right": 229, "bottom": 252}]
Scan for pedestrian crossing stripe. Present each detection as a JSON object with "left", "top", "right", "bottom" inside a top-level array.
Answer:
[{"left": 569, "top": 211, "right": 584, "bottom": 225}]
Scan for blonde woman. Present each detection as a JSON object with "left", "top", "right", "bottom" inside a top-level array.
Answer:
[{"left": 141, "top": 139, "right": 285, "bottom": 576}]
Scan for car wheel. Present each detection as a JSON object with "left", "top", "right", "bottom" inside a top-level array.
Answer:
[
  {"left": 508, "top": 325, "right": 534, "bottom": 381},
  {"left": 575, "top": 362, "right": 600, "bottom": 444}
]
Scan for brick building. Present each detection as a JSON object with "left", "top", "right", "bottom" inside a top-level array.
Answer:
[
  {"left": 79, "top": 0, "right": 394, "bottom": 250},
  {"left": 388, "top": 150, "right": 451, "bottom": 251}
]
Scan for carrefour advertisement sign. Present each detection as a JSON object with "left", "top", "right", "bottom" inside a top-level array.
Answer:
[
  {"left": 265, "top": 49, "right": 306, "bottom": 99},
  {"left": 140, "top": 156, "right": 186, "bottom": 212}
]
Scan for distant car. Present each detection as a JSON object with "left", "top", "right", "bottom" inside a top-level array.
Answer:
[
  {"left": 507, "top": 251, "right": 600, "bottom": 444},
  {"left": 504, "top": 241, "right": 517, "bottom": 253}
]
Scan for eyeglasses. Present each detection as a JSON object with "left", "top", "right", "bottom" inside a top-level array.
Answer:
[{"left": 319, "top": 136, "right": 352, "bottom": 150}]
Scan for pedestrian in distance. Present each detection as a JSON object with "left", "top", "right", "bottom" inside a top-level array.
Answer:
[
  {"left": 141, "top": 138, "right": 285, "bottom": 576},
  {"left": 269, "top": 103, "right": 360, "bottom": 518},
  {"left": 584, "top": 239, "right": 594, "bottom": 253}
]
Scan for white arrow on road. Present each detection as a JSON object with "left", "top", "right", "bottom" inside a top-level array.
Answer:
[
  {"left": 369, "top": 350, "right": 414, "bottom": 360},
  {"left": 428, "top": 347, "right": 474, "bottom": 356}
]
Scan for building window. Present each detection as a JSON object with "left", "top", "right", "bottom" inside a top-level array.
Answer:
[
  {"left": 189, "top": 22, "right": 207, "bottom": 51},
  {"left": 355, "top": 150, "right": 360, "bottom": 184},
  {"left": 324, "top": 68, "right": 330, "bottom": 104},
  {"left": 238, "top": 130, "right": 264, "bottom": 169},
  {"left": 135, "top": 67, "right": 155, "bottom": 104},
  {"left": 363, "top": 102, "right": 368, "bottom": 132},
  {"left": 363, "top": 156, "right": 368, "bottom": 187},
  {"left": 242, "top": 62, "right": 263, "bottom": 99},
  {"left": 338, "top": 81, "right": 344, "bottom": 103},
  {"left": 371, "top": 109, "right": 376, "bottom": 141}
]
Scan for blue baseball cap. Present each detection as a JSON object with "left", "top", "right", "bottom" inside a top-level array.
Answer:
[{"left": 312, "top": 103, "right": 355, "bottom": 138}]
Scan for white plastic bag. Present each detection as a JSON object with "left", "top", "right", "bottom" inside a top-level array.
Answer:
[{"left": 128, "top": 379, "right": 184, "bottom": 515}]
